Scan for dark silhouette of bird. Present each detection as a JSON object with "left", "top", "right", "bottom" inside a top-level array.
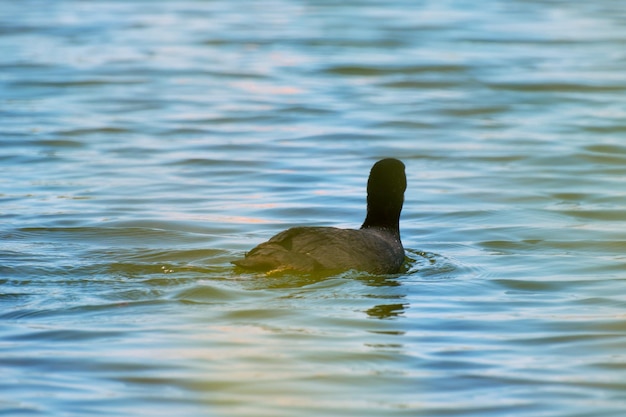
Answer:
[{"left": 232, "top": 158, "right": 407, "bottom": 275}]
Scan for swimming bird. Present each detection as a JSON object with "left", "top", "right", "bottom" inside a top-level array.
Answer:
[{"left": 232, "top": 158, "right": 407, "bottom": 275}]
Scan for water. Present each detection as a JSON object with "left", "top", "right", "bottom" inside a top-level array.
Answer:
[{"left": 2, "top": 0, "right": 626, "bottom": 415}]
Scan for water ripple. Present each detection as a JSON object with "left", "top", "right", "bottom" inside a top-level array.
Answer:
[{"left": 3, "top": 0, "right": 626, "bottom": 416}]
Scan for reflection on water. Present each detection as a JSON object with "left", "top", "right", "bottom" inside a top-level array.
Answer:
[
  {"left": 3, "top": 0, "right": 626, "bottom": 416},
  {"left": 366, "top": 304, "right": 407, "bottom": 320}
]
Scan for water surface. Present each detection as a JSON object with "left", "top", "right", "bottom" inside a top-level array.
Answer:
[{"left": 2, "top": 1, "right": 626, "bottom": 416}]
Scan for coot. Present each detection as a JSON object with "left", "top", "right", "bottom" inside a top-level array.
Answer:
[{"left": 232, "top": 158, "right": 407, "bottom": 274}]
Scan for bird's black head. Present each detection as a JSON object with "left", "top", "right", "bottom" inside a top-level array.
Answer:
[{"left": 361, "top": 158, "right": 406, "bottom": 235}]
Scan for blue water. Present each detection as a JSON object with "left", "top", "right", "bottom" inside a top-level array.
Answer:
[{"left": 3, "top": 1, "right": 626, "bottom": 416}]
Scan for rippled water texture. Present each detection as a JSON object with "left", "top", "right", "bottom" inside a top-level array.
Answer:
[{"left": 2, "top": 1, "right": 626, "bottom": 416}]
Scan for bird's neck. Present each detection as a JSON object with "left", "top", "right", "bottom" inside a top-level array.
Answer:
[{"left": 361, "top": 205, "right": 401, "bottom": 237}]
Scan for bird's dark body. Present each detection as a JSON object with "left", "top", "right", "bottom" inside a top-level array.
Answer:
[
  {"left": 233, "top": 226, "right": 404, "bottom": 274},
  {"left": 232, "top": 158, "right": 407, "bottom": 275}
]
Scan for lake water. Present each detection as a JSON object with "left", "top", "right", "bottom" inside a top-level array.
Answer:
[{"left": 2, "top": 1, "right": 626, "bottom": 416}]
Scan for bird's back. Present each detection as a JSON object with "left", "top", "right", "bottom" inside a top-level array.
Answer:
[{"left": 233, "top": 226, "right": 404, "bottom": 274}]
